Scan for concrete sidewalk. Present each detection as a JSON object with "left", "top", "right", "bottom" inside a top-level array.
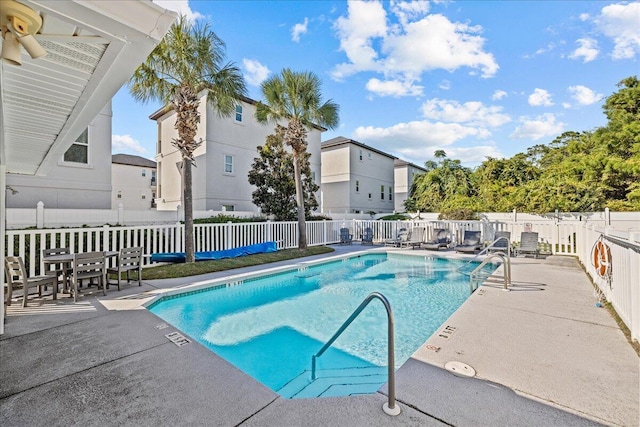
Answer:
[{"left": 1, "top": 246, "right": 638, "bottom": 426}]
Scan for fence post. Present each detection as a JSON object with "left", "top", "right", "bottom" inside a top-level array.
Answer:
[
  {"left": 36, "top": 201, "right": 44, "bottom": 229},
  {"left": 103, "top": 224, "right": 110, "bottom": 251},
  {"left": 118, "top": 203, "right": 124, "bottom": 225},
  {"left": 266, "top": 220, "right": 271, "bottom": 242},
  {"left": 323, "top": 219, "right": 327, "bottom": 245},
  {"left": 226, "top": 221, "right": 232, "bottom": 250}
]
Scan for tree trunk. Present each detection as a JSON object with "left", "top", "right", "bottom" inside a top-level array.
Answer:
[
  {"left": 293, "top": 152, "right": 307, "bottom": 250},
  {"left": 183, "top": 158, "right": 195, "bottom": 263}
]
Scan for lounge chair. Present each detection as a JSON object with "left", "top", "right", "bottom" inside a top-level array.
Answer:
[
  {"left": 361, "top": 227, "right": 374, "bottom": 245},
  {"left": 385, "top": 228, "right": 408, "bottom": 247},
  {"left": 487, "top": 231, "right": 511, "bottom": 255},
  {"left": 107, "top": 247, "right": 142, "bottom": 290},
  {"left": 5, "top": 256, "right": 58, "bottom": 307},
  {"left": 339, "top": 228, "right": 353, "bottom": 245},
  {"left": 515, "top": 232, "right": 539, "bottom": 258},
  {"left": 400, "top": 227, "right": 425, "bottom": 249},
  {"left": 420, "top": 228, "right": 450, "bottom": 250},
  {"left": 455, "top": 230, "right": 483, "bottom": 254}
]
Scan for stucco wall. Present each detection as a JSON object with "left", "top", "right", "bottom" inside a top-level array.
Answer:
[{"left": 6, "top": 102, "right": 113, "bottom": 209}]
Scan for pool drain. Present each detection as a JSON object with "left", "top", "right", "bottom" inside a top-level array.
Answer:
[{"left": 444, "top": 361, "right": 476, "bottom": 378}]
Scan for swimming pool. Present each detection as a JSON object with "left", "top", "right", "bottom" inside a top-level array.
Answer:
[{"left": 148, "top": 253, "right": 495, "bottom": 398}]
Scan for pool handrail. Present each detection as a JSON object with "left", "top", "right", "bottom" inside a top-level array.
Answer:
[
  {"left": 469, "top": 251, "right": 511, "bottom": 292},
  {"left": 311, "top": 292, "right": 400, "bottom": 416}
]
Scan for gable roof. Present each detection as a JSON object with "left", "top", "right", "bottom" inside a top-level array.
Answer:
[
  {"left": 321, "top": 136, "right": 397, "bottom": 160},
  {"left": 394, "top": 158, "right": 427, "bottom": 172},
  {"left": 112, "top": 154, "right": 156, "bottom": 168},
  {"left": 1, "top": 0, "right": 176, "bottom": 176}
]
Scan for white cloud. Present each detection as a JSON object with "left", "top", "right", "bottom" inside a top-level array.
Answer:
[
  {"left": 353, "top": 120, "right": 489, "bottom": 150},
  {"left": 366, "top": 78, "right": 423, "bottom": 97},
  {"left": 390, "top": 0, "right": 431, "bottom": 27},
  {"left": 243, "top": 59, "right": 271, "bottom": 86},
  {"left": 567, "top": 85, "right": 603, "bottom": 106},
  {"left": 382, "top": 14, "right": 499, "bottom": 78},
  {"left": 528, "top": 88, "right": 554, "bottom": 107},
  {"left": 596, "top": 2, "right": 640, "bottom": 59},
  {"left": 442, "top": 145, "right": 504, "bottom": 165},
  {"left": 492, "top": 90, "right": 507, "bottom": 100},
  {"left": 420, "top": 98, "right": 511, "bottom": 128},
  {"left": 438, "top": 80, "right": 451, "bottom": 90},
  {"left": 292, "top": 17, "right": 309, "bottom": 42},
  {"left": 579, "top": 13, "right": 590, "bottom": 22},
  {"left": 332, "top": 1, "right": 499, "bottom": 89},
  {"left": 510, "top": 113, "right": 565, "bottom": 140},
  {"left": 152, "top": 0, "right": 204, "bottom": 21},
  {"left": 569, "top": 38, "right": 599, "bottom": 62},
  {"left": 332, "top": 0, "right": 388, "bottom": 80},
  {"left": 112, "top": 135, "right": 147, "bottom": 155},
  {"left": 562, "top": 102, "right": 572, "bottom": 109}
]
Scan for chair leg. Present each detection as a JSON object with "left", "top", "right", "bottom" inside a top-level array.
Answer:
[{"left": 22, "top": 285, "right": 28, "bottom": 308}]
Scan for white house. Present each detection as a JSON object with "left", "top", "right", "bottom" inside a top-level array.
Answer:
[
  {"left": 321, "top": 137, "right": 396, "bottom": 215},
  {"left": 111, "top": 154, "right": 157, "bottom": 210},
  {"left": 150, "top": 96, "right": 324, "bottom": 213},
  {"left": 394, "top": 159, "right": 427, "bottom": 212},
  {"left": 6, "top": 102, "right": 113, "bottom": 209}
]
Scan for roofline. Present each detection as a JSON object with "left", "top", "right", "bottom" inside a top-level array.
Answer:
[
  {"left": 149, "top": 94, "right": 327, "bottom": 131},
  {"left": 394, "top": 159, "right": 427, "bottom": 172},
  {"left": 321, "top": 137, "right": 397, "bottom": 160}
]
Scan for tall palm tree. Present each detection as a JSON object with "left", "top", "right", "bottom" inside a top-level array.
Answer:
[
  {"left": 128, "top": 16, "right": 246, "bottom": 263},
  {"left": 255, "top": 69, "right": 339, "bottom": 249}
]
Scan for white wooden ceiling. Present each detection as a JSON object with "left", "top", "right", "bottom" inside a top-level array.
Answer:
[{"left": 0, "top": 0, "right": 176, "bottom": 175}]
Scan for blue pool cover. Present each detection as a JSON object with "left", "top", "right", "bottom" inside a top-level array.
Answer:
[{"left": 150, "top": 241, "right": 278, "bottom": 263}]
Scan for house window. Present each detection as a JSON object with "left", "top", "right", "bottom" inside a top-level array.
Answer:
[
  {"left": 222, "top": 204, "right": 235, "bottom": 211},
  {"left": 235, "top": 105, "right": 243, "bottom": 122},
  {"left": 142, "top": 169, "right": 146, "bottom": 177},
  {"left": 311, "top": 171, "right": 316, "bottom": 182},
  {"left": 388, "top": 186, "right": 393, "bottom": 201},
  {"left": 359, "top": 150, "right": 363, "bottom": 161},
  {"left": 355, "top": 180, "right": 359, "bottom": 192},
  {"left": 141, "top": 194, "right": 146, "bottom": 200},
  {"left": 117, "top": 191, "right": 122, "bottom": 199},
  {"left": 368, "top": 152, "right": 372, "bottom": 159},
  {"left": 63, "top": 128, "right": 89, "bottom": 164},
  {"left": 224, "top": 155, "right": 234, "bottom": 174},
  {"left": 380, "top": 185, "right": 385, "bottom": 200},
  {"left": 368, "top": 193, "right": 372, "bottom": 200}
]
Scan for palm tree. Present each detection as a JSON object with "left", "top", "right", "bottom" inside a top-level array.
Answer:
[
  {"left": 128, "top": 16, "right": 246, "bottom": 263},
  {"left": 255, "top": 69, "right": 339, "bottom": 249}
]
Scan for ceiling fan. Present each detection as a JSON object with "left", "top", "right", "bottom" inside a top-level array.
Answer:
[{"left": 0, "top": 0, "right": 47, "bottom": 65}]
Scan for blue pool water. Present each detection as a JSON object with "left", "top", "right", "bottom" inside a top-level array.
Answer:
[{"left": 148, "top": 253, "right": 494, "bottom": 398}]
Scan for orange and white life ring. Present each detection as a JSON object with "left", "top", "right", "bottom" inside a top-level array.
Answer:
[{"left": 592, "top": 240, "right": 611, "bottom": 278}]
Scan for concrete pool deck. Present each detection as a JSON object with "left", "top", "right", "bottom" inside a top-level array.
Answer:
[{"left": 1, "top": 245, "right": 638, "bottom": 426}]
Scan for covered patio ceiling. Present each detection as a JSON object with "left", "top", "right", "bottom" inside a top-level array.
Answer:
[{"left": 0, "top": 0, "right": 176, "bottom": 176}]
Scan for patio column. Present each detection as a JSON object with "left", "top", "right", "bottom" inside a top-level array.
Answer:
[{"left": 1, "top": 164, "right": 6, "bottom": 334}]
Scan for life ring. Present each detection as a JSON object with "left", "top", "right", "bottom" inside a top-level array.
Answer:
[{"left": 592, "top": 240, "right": 611, "bottom": 278}]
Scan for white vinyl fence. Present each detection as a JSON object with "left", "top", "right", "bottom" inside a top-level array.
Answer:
[
  {"left": 5, "top": 218, "right": 639, "bottom": 342},
  {"left": 579, "top": 225, "right": 640, "bottom": 343}
]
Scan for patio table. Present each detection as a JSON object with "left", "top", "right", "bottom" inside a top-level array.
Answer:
[{"left": 43, "top": 251, "right": 118, "bottom": 294}]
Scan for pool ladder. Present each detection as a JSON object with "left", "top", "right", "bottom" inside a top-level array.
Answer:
[
  {"left": 311, "top": 292, "right": 400, "bottom": 416},
  {"left": 469, "top": 251, "right": 511, "bottom": 292}
]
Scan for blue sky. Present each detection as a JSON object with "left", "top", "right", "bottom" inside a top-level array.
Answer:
[{"left": 112, "top": 0, "right": 640, "bottom": 167}]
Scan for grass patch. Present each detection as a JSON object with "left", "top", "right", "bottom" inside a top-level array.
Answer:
[{"left": 126, "top": 246, "right": 335, "bottom": 280}]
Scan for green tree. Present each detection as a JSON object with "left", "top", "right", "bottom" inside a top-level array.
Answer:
[
  {"left": 128, "top": 16, "right": 246, "bottom": 262},
  {"left": 406, "top": 151, "right": 476, "bottom": 212},
  {"left": 255, "top": 69, "right": 339, "bottom": 249},
  {"left": 248, "top": 125, "right": 319, "bottom": 220}
]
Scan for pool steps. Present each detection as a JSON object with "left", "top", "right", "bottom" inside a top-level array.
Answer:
[{"left": 278, "top": 366, "right": 388, "bottom": 398}]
